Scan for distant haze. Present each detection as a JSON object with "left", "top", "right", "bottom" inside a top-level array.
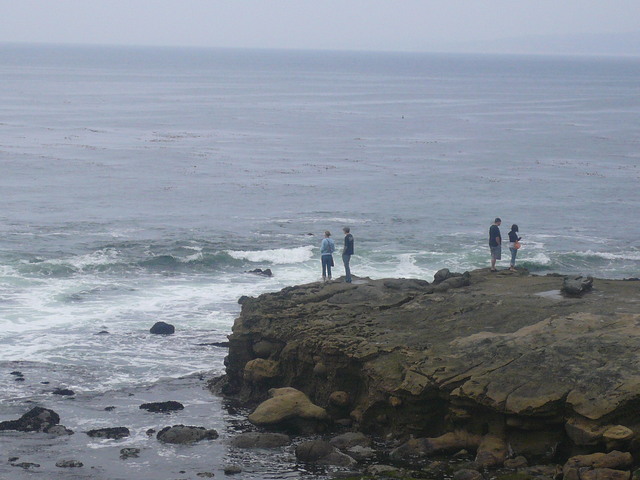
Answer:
[{"left": 0, "top": 0, "right": 639, "bottom": 55}]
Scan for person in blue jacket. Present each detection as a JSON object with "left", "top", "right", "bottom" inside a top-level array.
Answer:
[{"left": 320, "top": 230, "right": 335, "bottom": 282}]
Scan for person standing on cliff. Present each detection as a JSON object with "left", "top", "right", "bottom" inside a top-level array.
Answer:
[
  {"left": 320, "top": 230, "right": 335, "bottom": 282},
  {"left": 342, "top": 227, "right": 354, "bottom": 283},
  {"left": 489, "top": 218, "right": 502, "bottom": 272},
  {"left": 508, "top": 224, "right": 522, "bottom": 271}
]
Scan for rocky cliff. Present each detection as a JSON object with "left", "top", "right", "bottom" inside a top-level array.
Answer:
[{"left": 221, "top": 269, "right": 640, "bottom": 464}]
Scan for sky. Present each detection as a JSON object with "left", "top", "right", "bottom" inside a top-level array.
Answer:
[{"left": 1, "top": 0, "right": 639, "bottom": 55}]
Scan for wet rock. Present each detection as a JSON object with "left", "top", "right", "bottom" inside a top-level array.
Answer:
[
  {"left": 10, "top": 371, "right": 23, "bottom": 376},
  {"left": 345, "top": 444, "right": 375, "bottom": 461},
  {"left": 12, "top": 462, "right": 40, "bottom": 470},
  {"left": 46, "top": 425, "right": 74, "bottom": 436},
  {"left": 56, "top": 460, "right": 83, "bottom": 468},
  {"left": 52, "top": 388, "right": 75, "bottom": 396},
  {"left": 149, "top": 321, "right": 175, "bottom": 334},
  {"left": 224, "top": 464, "right": 242, "bottom": 475},
  {"left": 248, "top": 268, "right": 273, "bottom": 277},
  {"left": 329, "top": 431, "right": 372, "bottom": 450},
  {"left": 86, "top": 427, "right": 130, "bottom": 439},
  {"left": 120, "top": 448, "right": 141, "bottom": 459},
  {"left": 295, "top": 440, "right": 357, "bottom": 467},
  {"left": 366, "top": 464, "right": 402, "bottom": 476},
  {"left": 248, "top": 387, "right": 328, "bottom": 433},
  {"left": 156, "top": 425, "right": 219, "bottom": 444},
  {"left": 104, "top": 406, "right": 116, "bottom": 411},
  {"left": 139, "top": 400, "right": 184, "bottom": 413},
  {"left": 391, "top": 431, "right": 483, "bottom": 460},
  {"left": 0, "top": 406, "right": 60, "bottom": 432},
  {"left": 229, "top": 432, "right": 290, "bottom": 448},
  {"left": 453, "top": 468, "right": 483, "bottom": 480},
  {"left": 562, "top": 276, "right": 593, "bottom": 297},
  {"left": 197, "top": 473, "right": 216, "bottom": 478}
]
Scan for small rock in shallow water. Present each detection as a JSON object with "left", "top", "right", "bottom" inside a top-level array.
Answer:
[
  {"left": 12, "top": 462, "right": 40, "bottom": 470},
  {"left": 197, "top": 473, "right": 216, "bottom": 478},
  {"left": 104, "top": 406, "right": 116, "bottom": 411},
  {"left": 46, "top": 425, "right": 74, "bottom": 436},
  {"left": 156, "top": 425, "right": 218, "bottom": 444},
  {"left": 224, "top": 464, "right": 242, "bottom": 475},
  {"left": 52, "top": 388, "right": 75, "bottom": 396},
  {"left": 149, "top": 321, "right": 175, "bottom": 334},
  {"left": 139, "top": 400, "right": 184, "bottom": 413},
  {"left": 56, "top": 459, "right": 83, "bottom": 468},
  {"left": 120, "top": 448, "right": 141, "bottom": 460},
  {"left": 86, "top": 427, "right": 130, "bottom": 439}
]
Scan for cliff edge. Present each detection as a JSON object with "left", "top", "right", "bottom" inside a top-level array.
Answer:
[{"left": 222, "top": 269, "right": 640, "bottom": 462}]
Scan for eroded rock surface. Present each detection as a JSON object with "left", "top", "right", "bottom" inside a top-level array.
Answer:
[{"left": 222, "top": 269, "right": 640, "bottom": 462}]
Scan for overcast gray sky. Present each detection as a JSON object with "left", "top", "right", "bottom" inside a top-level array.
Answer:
[{"left": 1, "top": 0, "right": 639, "bottom": 54}]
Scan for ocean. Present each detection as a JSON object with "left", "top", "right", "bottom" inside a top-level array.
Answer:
[{"left": 0, "top": 44, "right": 639, "bottom": 479}]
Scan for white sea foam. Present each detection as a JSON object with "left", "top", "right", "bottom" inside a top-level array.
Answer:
[
  {"left": 44, "top": 248, "right": 120, "bottom": 270},
  {"left": 572, "top": 250, "right": 640, "bottom": 261},
  {"left": 227, "top": 245, "right": 314, "bottom": 264}
]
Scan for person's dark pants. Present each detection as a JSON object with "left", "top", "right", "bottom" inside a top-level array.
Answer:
[
  {"left": 321, "top": 255, "right": 332, "bottom": 278},
  {"left": 342, "top": 254, "right": 352, "bottom": 283}
]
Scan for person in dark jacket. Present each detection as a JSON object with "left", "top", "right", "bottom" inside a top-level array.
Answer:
[
  {"left": 508, "top": 224, "right": 522, "bottom": 271},
  {"left": 342, "top": 227, "right": 354, "bottom": 283},
  {"left": 489, "top": 218, "right": 502, "bottom": 272}
]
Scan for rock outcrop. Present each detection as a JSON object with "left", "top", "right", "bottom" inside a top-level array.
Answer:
[{"left": 221, "top": 269, "right": 640, "bottom": 465}]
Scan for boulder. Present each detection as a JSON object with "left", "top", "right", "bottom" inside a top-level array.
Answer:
[
  {"left": 0, "top": 407, "right": 60, "bottom": 432},
  {"left": 149, "top": 321, "right": 175, "bottom": 334},
  {"left": 564, "top": 451, "right": 633, "bottom": 480},
  {"left": 139, "top": 401, "right": 184, "bottom": 413},
  {"left": 295, "top": 440, "right": 357, "bottom": 467},
  {"left": 156, "top": 425, "right": 218, "bottom": 444},
  {"left": 86, "top": 427, "right": 130, "bottom": 439},
  {"left": 562, "top": 276, "right": 594, "bottom": 297},
  {"left": 248, "top": 387, "right": 328, "bottom": 432},
  {"left": 243, "top": 358, "right": 279, "bottom": 383},
  {"left": 52, "top": 388, "right": 75, "bottom": 396},
  {"left": 475, "top": 434, "right": 508, "bottom": 468},
  {"left": 229, "top": 432, "right": 290, "bottom": 449},
  {"left": 329, "top": 431, "right": 372, "bottom": 450}
]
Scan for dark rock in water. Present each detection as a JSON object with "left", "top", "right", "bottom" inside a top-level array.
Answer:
[
  {"left": 156, "top": 425, "right": 219, "bottom": 444},
  {"left": 15, "top": 377, "right": 25, "bottom": 382},
  {"left": 95, "top": 330, "right": 109, "bottom": 335},
  {"left": 12, "top": 462, "right": 40, "bottom": 470},
  {"left": 52, "top": 388, "right": 75, "bottom": 396},
  {"left": 56, "top": 460, "right": 83, "bottom": 468},
  {"left": 120, "top": 448, "right": 141, "bottom": 460},
  {"left": 295, "top": 440, "right": 357, "bottom": 467},
  {"left": 139, "top": 400, "right": 184, "bottom": 413},
  {"left": 224, "top": 464, "right": 243, "bottom": 475},
  {"left": 248, "top": 268, "right": 273, "bottom": 277},
  {"left": 46, "top": 425, "right": 74, "bottom": 436},
  {"left": 197, "top": 473, "right": 216, "bottom": 478},
  {"left": 229, "top": 432, "right": 290, "bottom": 449},
  {"left": 149, "top": 321, "right": 175, "bottom": 334},
  {"left": 86, "top": 427, "right": 130, "bottom": 439},
  {"left": 146, "top": 428, "right": 156, "bottom": 436},
  {"left": 104, "top": 406, "right": 116, "bottom": 411},
  {"left": 562, "top": 276, "right": 594, "bottom": 296},
  {"left": 0, "top": 406, "right": 60, "bottom": 432},
  {"left": 10, "top": 371, "right": 23, "bottom": 376}
]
